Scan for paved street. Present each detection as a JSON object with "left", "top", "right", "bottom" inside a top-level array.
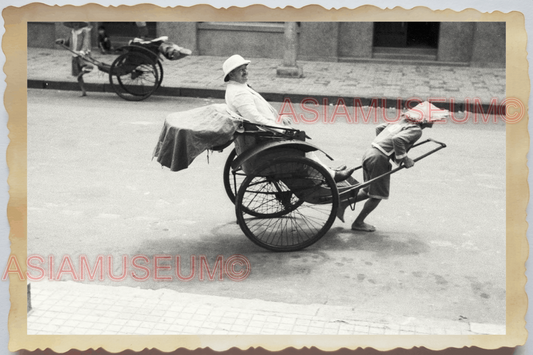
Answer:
[{"left": 27, "top": 89, "right": 505, "bottom": 334}]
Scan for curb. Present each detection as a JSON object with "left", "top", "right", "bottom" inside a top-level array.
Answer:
[{"left": 28, "top": 79, "right": 507, "bottom": 115}]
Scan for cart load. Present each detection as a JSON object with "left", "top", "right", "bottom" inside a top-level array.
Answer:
[
  {"left": 127, "top": 37, "right": 192, "bottom": 61},
  {"left": 152, "top": 104, "right": 241, "bottom": 172}
]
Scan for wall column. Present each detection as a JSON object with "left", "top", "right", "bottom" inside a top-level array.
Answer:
[{"left": 276, "top": 22, "right": 303, "bottom": 78}]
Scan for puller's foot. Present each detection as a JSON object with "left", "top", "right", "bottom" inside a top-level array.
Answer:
[{"left": 351, "top": 222, "right": 376, "bottom": 232}]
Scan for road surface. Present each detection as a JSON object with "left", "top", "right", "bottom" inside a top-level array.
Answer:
[{"left": 26, "top": 89, "right": 506, "bottom": 326}]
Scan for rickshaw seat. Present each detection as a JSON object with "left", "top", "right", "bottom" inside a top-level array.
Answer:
[
  {"left": 231, "top": 140, "right": 332, "bottom": 173},
  {"left": 229, "top": 117, "right": 321, "bottom": 174}
]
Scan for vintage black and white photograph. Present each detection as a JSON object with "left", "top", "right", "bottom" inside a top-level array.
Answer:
[{"left": 24, "top": 18, "right": 508, "bottom": 341}]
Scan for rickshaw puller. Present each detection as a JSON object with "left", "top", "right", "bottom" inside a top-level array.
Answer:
[
  {"left": 341, "top": 101, "right": 448, "bottom": 232},
  {"left": 55, "top": 22, "right": 94, "bottom": 97}
]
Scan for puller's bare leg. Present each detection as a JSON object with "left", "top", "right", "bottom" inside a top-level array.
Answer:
[
  {"left": 77, "top": 72, "right": 87, "bottom": 96},
  {"left": 351, "top": 197, "right": 381, "bottom": 232}
]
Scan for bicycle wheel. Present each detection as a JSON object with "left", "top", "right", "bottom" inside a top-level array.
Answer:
[
  {"left": 235, "top": 156, "right": 339, "bottom": 252},
  {"left": 109, "top": 51, "right": 159, "bottom": 101}
]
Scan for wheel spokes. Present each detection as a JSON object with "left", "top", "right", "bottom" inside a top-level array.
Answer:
[{"left": 236, "top": 157, "right": 339, "bottom": 250}]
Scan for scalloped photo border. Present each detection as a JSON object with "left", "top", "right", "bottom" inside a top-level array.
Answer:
[{"left": 3, "top": 3, "right": 529, "bottom": 353}]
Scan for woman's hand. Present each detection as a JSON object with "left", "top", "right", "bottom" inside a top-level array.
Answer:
[{"left": 55, "top": 39, "right": 65, "bottom": 45}]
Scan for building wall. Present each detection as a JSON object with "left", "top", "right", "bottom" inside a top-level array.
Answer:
[
  {"left": 471, "top": 22, "right": 506, "bottom": 67},
  {"left": 28, "top": 21, "right": 506, "bottom": 68},
  {"left": 437, "top": 22, "right": 476, "bottom": 63},
  {"left": 437, "top": 22, "right": 505, "bottom": 67},
  {"left": 298, "top": 22, "right": 340, "bottom": 62},
  {"left": 195, "top": 22, "right": 285, "bottom": 59},
  {"left": 28, "top": 22, "right": 98, "bottom": 50},
  {"left": 337, "top": 22, "right": 374, "bottom": 59},
  {"left": 27, "top": 22, "right": 57, "bottom": 49},
  {"left": 157, "top": 22, "right": 341, "bottom": 61}
]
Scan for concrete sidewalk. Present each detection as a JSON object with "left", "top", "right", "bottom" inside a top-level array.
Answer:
[
  {"left": 27, "top": 47, "right": 505, "bottom": 110},
  {"left": 27, "top": 281, "right": 505, "bottom": 336}
]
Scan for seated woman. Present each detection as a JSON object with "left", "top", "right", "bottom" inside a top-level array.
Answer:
[{"left": 222, "top": 54, "right": 355, "bottom": 183}]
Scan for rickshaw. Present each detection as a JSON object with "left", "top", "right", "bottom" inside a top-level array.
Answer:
[
  {"left": 153, "top": 104, "right": 446, "bottom": 252},
  {"left": 217, "top": 122, "right": 446, "bottom": 252},
  {"left": 58, "top": 36, "right": 190, "bottom": 101}
]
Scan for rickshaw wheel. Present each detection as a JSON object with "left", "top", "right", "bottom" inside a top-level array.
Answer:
[
  {"left": 235, "top": 156, "right": 339, "bottom": 252},
  {"left": 109, "top": 51, "right": 159, "bottom": 101},
  {"left": 223, "top": 148, "right": 305, "bottom": 215},
  {"left": 155, "top": 61, "right": 164, "bottom": 89},
  {"left": 223, "top": 149, "right": 246, "bottom": 203}
]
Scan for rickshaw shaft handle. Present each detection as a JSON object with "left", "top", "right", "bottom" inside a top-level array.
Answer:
[{"left": 346, "top": 138, "right": 447, "bottom": 192}]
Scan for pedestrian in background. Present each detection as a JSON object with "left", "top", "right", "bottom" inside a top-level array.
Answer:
[
  {"left": 55, "top": 22, "right": 93, "bottom": 97},
  {"left": 135, "top": 22, "right": 149, "bottom": 39},
  {"left": 97, "top": 25, "right": 112, "bottom": 54}
]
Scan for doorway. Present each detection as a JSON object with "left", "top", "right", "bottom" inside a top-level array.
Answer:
[
  {"left": 97, "top": 22, "right": 157, "bottom": 46},
  {"left": 373, "top": 22, "right": 440, "bottom": 48}
]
